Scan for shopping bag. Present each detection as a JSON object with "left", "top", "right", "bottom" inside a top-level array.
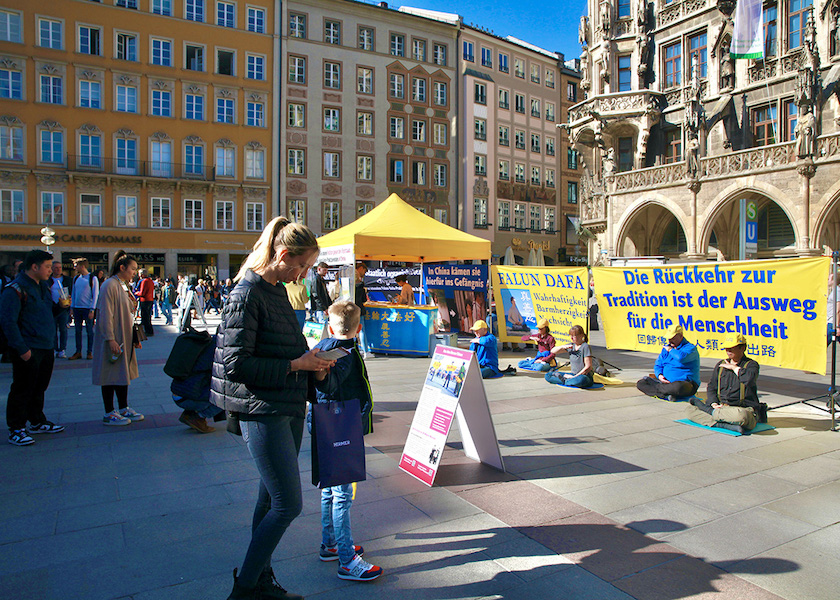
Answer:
[{"left": 311, "top": 400, "right": 366, "bottom": 488}]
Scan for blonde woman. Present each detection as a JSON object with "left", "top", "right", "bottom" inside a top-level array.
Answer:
[{"left": 211, "top": 217, "right": 334, "bottom": 600}]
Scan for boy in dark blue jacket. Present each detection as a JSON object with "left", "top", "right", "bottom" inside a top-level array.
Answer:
[{"left": 311, "top": 300, "right": 382, "bottom": 582}]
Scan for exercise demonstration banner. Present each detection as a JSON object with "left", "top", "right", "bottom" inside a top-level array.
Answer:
[
  {"left": 490, "top": 266, "right": 589, "bottom": 345},
  {"left": 593, "top": 257, "right": 830, "bottom": 374}
]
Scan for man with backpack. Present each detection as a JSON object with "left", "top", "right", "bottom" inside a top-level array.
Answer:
[
  {"left": 69, "top": 258, "right": 99, "bottom": 360},
  {"left": 0, "top": 250, "right": 66, "bottom": 446}
]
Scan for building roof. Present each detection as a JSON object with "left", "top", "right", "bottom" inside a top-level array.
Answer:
[{"left": 398, "top": 6, "right": 461, "bottom": 25}]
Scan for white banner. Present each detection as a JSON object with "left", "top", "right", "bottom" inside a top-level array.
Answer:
[{"left": 731, "top": 0, "right": 764, "bottom": 59}]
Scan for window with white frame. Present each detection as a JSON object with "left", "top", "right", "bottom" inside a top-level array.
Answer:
[
  {"left": 514, "top": 202, "right": 526, "bottom": 229},
  {"left": 390, "top": 158, "right": 404, "bottom": 182},
  {"left": 389, "top": 73, "right": 404, "bottom": 98},
  {"left": 532, "top": 165, "right": 542, "bottom": 185},
  {"left": 433, "top": 164, "right": 446, "bottom": 187},
  {"left": 481, "top": 47, "right": 492, "bottom": 67},
  {"left": 184, "top": 198, "right": 203, "bottom": 229},
  {"left": 152, "top": 0, "right": 172, "bottom": 15},
  {"left": 530, "top": 204, "right": 541, "bottom": 230},
  {"left": 247, "top": 101, "right": 264, "bottom": 127},
  {"left": 323, "top": 107, "right": 340, "bottom": 132},
  {"left": 0, "top": 125, "right": 23, "bottom": 161},
  {"left": 184, "top": 142, "right": 204, "bottom": 175},
  {"left": 324, "top": 62, "right": 341, "bottom": 89},
  {"left": 544, "top": 207, "right": 555, "bottom": 232},
  {"left": 546, "top": 102, "right": 555, "bottom": 121},
  {"left": 514, "top": 58, "right": 524, "bottom": 78},
  {"left": 150, "top": 140, "right": 172, "bottom": 177},
  {"left": 0, "top": 68, "right": 22, "bottom": 100},
  {"left": 289, "top": 13, "right": 306, "bottom": 38},
  {"left": 0, "top": 189, "right": 24, "bottom": 223},
  {"left": 246, "top": 202, "right": 264, "bottom": 231},
  {"left": 41, "top": 191, "right": 64, "bottom": 224},
  {"left": 463, "top": 40, "right": 474, "bottom": 62},
  {"left": 215, "top": 146, "right": 235, "bottom": 177},
  {"left": 116, "top": 195, "right": 137, "bottom": 227},
  {"left": 151, "top": 197, "right": 171, "bottom": 228},
  {"left": 39, "top": 18, "right": 62, "bottom": 49},
  {"left": 0, "top": 10, "right": 22, "bottom": 43},
  {"left": 474, "top": 118, "right": 486, "bottom": 141},
  {"left": 216, "top": 97, "right": 234, "bottom": 123},
  {"left": 433, "top": 43, "right": 447, "bottom": 65},
  {"left": 546, "top": 137, "right": 556, "bottom": 156},
  {"left": 474, "top": 154, "right": 487, "bottom": 176},
  {"left": 433, "top": 122, "right": 447, "bottom": 145},
  {"left": 79, "top": 25, "right": 101, "bottom": 55},
  {"left": 323, "top": 201, "right": 340, "bottom": 230},
  {"left": 186, "top": 0, "right": 205, "bottom": 22},
  {"left": 80, "top": 193, "right": 101, "bottom": 226},
  {"left": 499, "top": 125, "right": 510, "bottom": 146},
  {"left": 531, "top": 133, "right": 541, "bottom": 153},
  {"left": 498, "top": 88, "right": 509, "bottom": 109},
  {"left": 185, "top": 93, "right": 204, "bottom": 119},
  {"left": 412, "top": 77, "right": 426, "bottom": 102},
  {"left": 545, "top": 69, "right": 555, "bottom": 88},
  {"left": 324, "top": 151, "right": 340, "bottom": 178},
  {"left": 473, "top": 197, "right": 487, "bottom": 226},
  {"left": 498, "top": 53, "right": 509, "bottom": 73},
  {"left": 289, "top": 56, "right": 306, "bottom": 83},
  {"left": 474, "top": 82, "right": 486, "bottom": 104},
  {"left": 434, "top": 208, "right": 447, "bottom": 223},
  {"left": 116, "top": 0, "right": 138, "bottom": 8},
  {"left": 530, "top": 64, "right": 540, "bottom": 83},
  {"left": 498, "top": 200, "right": 510, "bottom": 228},
  {"left": 185, "top": 44, "right": 204, "bottom": 71},
  {"left": 531, "top": 98, "right": 540, "bottom": 117},
  {"left": 151, "top": 38, "right": 172, "bottom": 66},
  {"left": 357, "top": 67, "right": 373, "bottom": 93},
  {"left": 288, "top": 148, "right": 305, "bottom": 175},
  {"left": 357, "top": 201, "right": 374, "bottom": 218},
  {"left": 216, "top": 200, "right": 234, "bottom": 230},
  {"left": 79, "top": 133, "right": 101, "bottom": 168},
  {"left": 390, "top": 34, "right": 404, "bottom": 56},
  {"left": 40, "top": 75, "right": 62, "bottom": 104},
  {"left": 357, "top": 155, "right": 372, "bottom": 180},
  {"left": 246, "top": 54, "right": 265, "bottom": 80},
  {"left": 567, "top": 181, "right": 578, "bottom": 204},
  {"left": 217, "top": 49, "right": 235, "bottom": 75},
  {"left": 116, "top": 137, "right": 137, "bottom": 174},
  {"left": 412, "top": 161, "right": 426, "bottom": 185},
  {"left": 499, "top": 160, "right": 510, "bottom": 180},
  {"left": 151, "top": 89, "right": 171, "bottom": 117},
  {"left": 433, "top": 81, "right": 446, "bottom": 105},
  {"left": 515, "top": 162, "right": 525, "bottom": 183},
  {"left": 247, "top": 7, "right": 264, "bottom": 33},
  {"left": 116, "top": 32, "right": 137, "bottom": 61},
  {"left": 358, "top": 27, "right": 373, "bottom": 50},
  {"left": 411, "top": 119, "right": 426, "bottom": 142},
  {"left": 515, "top": 93, "right": 525, "bottom": 113},
  {"left": 324, "top": 20, "right": 341, "bottom": 44},
  {"left": 116, "top": 84, "right": 137, "bottom": 112},
  {"left": 357, "top": 111, "right": 373, "bottom": 135},
  {"left": 545, "top": 168, "right": 555, "bottom": 187},
  {"left": 288, "top": 103, "right": 305, "bottom": 128},
  {"left": 515, "top": 129, "right": 525, "bottom": 149},
  {"left": 413, "top": 38, "right": 427, "bottom": 61},
  {"left": 390, "top": 116, "right": 404, "bottom": 139},
  {"left": 217, "top": 2, "right": 235, "bottom": 27},
  {"left": 245, "top": 147, "right": 264, "bottom": 179},
  {"left": 289, "top": 199, "right": 305, "bottom": 223},
  {"left": 40, "top": 129, "right": 63, "bottom": 164}
]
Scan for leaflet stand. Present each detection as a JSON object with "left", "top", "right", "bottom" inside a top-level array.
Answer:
[
  {"left": 770, "top": 251, "right": 838, "bottom": 432},
  {"left": 178, "top": 289, "right": 208, "bottom": 333}
]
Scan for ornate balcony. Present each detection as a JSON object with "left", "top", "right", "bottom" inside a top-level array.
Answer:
[{"left": 568, "top": 90, "right": 665, "bottom": 126}]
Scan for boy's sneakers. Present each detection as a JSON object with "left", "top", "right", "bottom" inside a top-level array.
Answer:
[
  {"left": 8, "top": 429, "right": 34, "bottom": 446},
  {"left": 103, "top": 411, "right": 131, "bottom": 426},
  {"left": 119, "top": 407, "right": 144, "bottom": 421},
  {"left": 319, "top": 543, "right": 363, "bottom": 562},
  {"left": 28, "top": 421, "right": 65, "bottom": 434},
  {"left": 337, "top": 554, "right": 382, "bottom": 581}
]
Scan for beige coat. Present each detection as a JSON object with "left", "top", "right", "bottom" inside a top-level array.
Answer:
[{"left": 92, "top": 276, "right": 139, "bottom": 386}]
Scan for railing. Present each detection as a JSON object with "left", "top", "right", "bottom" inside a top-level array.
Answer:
[
  {"left": 657, "top": 0, "right": 709, "bottom": 28},
  {"left": 568, "top": 90, "right": 664, "bottom": 123},
  {"left": 611, "top": 162, "right": 687, "bottom": 192},
  {"left": 702, "top": 141, "right": 795, "bottom": 178},
  {"left": 67, "top": 155, "right": 217, "bottom": 181}
]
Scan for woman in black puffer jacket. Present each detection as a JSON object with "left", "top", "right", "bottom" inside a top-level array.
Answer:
[{"left": 212, "top": 217, "right": 334, "bottom": 600}]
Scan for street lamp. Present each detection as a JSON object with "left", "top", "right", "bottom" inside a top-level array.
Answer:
[{"left": 40, "top": 226, "right": 56, "bottom": 252}]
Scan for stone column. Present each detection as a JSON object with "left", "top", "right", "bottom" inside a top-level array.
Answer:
[
  {"left": 797, "top": 159, "right": 820, "bottom": 256},
  {"left": 685, "top": 179, "right": 705, "bottom": 260}
]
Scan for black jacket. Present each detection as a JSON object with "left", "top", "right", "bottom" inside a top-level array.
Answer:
[
  {"left": 0, "top": 273, "right": 55, "bottom": 353},
  {"left": 707, "top": 356, "right": 760, "bottom": 410},
  {"left": 312, "top": 274, "right": 331, "bottom": 312},
  {"left": 312, "top": 337, "right": 373, "bottom": 435},
  {"left": 210, "top": 269, "right": 312, "bottom": 418}
]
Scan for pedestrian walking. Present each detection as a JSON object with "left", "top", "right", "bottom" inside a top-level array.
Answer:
[
  {"left": 49, "top": 260, "right": 72, "bottom": 358},
  {"left": 1, "top": 250, "right": 66, "bottom": 446},
  {"left": 211, "top": 216, "right": 334, "bottom": 600},
  {"left": 134, "top": 269, "right": 155, "bottom": 337},
  {"left": 161, "top": 277, "right": 176, "bottom": 325},
  {"left": 69, "top": 257, "right": 99, "bottom": 360},
  {"left": 93, "top": 251, "right": 144, "bottom": 426},
  {"left": 152, "top": 275, "right": 162, "bottom": 319}
]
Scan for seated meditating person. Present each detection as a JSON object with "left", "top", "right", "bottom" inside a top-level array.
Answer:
[
  {"left": 506, "top": 298, "right": 529, "bottom": 331},
  {"left": 685, "top": 333, "right": 762, "bottom": 434},
  {"left": 544, "top": 325, "right": 594, "bottom": 388},
  {"left": 636, "top": 324, "right": 700, "bottom": 401},
  {"left": 469, "top": 320, "right": 515, "bottom": 378},
  {"left": 518, "top": 318, "right": 556, "bottom": 372}
]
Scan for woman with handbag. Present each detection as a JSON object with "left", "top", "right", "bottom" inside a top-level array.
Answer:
[
  {"left": 211, "top": 216, "right": 334, "bottom": 600},
  {"left": 92, "top": 251, "right": 145, "bottom": 426}
]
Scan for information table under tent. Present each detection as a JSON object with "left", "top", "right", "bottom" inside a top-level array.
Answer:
[{"left": 317, "top": 193, "right": 491, "bottom": 356}]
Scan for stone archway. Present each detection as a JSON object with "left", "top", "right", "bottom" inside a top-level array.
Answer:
[
  {"left": 616, "top": 202, "right": 689, "bottom": 258},
  {"left": 815, "top": 187, "right": 840, "bottom": 253}
]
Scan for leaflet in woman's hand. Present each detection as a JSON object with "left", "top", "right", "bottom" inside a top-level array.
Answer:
[{"left": 315, "top": 347, "right": 351, "bottom": 360}]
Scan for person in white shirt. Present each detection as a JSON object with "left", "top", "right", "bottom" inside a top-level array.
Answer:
[
  {"left": 69, "top": 258, "right": 99, "bottom": 360},
  {"left": 49, "top": 261, "right": 72, "bottom": 358}
]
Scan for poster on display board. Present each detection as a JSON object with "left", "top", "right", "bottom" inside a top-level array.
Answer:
[
  {"left": 593, "top": 257, "right": 830, "bottom": 374},
  {"left": 423, "top": 264, "right": 488, "bottom": 333},
  {"left": 364, "top": 267, "right": 422, "bottom": 303},
  {"left": 317, "top": 244, "right": 355, "bottom": 266},
  {"left": 399, "top": 345, "right": 504, "bottom": 486},
  {"left": 490, "top": 266, "right": 589, "bottom": 345}
]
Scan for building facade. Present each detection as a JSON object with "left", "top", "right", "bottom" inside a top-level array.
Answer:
[
  {"left": 0, "top": 0, "right": 276, "bottom": 279},
  {"left": 570, "top": 0, "right": 840, "bottom": 263},
  {"left": 458, "top": 26, "right": 582, "bottom": 265},
  {"left": 279, "top": 0, "right": 459, "bottom": 235}
]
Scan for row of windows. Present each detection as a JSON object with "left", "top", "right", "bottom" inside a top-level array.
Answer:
[
  {"left": 493, "top": 159, "right": 558, "bottom": 188},
  {"left": 285, "top": 198, "right": 449, "bottom": 231},
  {"left": 287, "top": 13, "right": 448, "bottom": 66},
  {"left": 473, "top": 83, "right": 556, "bottom": 121},
  {"left": 0, "top": 189, "right": 266, "bottom": 232},
  {"left": 0, "top": 3, "right": 266, "bottom": 45},
  {"left": 463, "top": 41, "right": 556, "bottom": 88},
  {"left": 484, "top": 122, "right": 558, "bottom": 154},
  {"left": 0, "top": 125, "right": 266, "bottom": 180},
  {"left": 286, "top": 149, "right": 449, "bottom": 187},
  {"left": 475, "top": 199, "right": 557, "bottom": 232},
  {"left": 0, "top": 72, "right": 265, "bottom": 126}
]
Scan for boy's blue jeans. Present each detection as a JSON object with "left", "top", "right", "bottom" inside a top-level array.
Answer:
[{"left": 321, "top": 484, "right": 355, "bottom": 565}]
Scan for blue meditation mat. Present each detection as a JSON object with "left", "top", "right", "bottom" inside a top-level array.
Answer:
[
  {"left": 545, "top": 378, "right": 604, "bottom": 389},
  {"left": 518, "top": 364, "right": 553, "bottom": 372},
  {"left": 674, "top": 419, "right": 776, "bottom": 436}
]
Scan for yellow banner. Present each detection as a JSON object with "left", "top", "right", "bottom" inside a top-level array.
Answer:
[
  {"left": 593, "top": 258, "right": 830, "bottom": 374},
  {"left": 490, "top": 266, "right": 590, "bottom": 344}
]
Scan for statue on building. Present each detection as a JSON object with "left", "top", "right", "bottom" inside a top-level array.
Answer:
[
  {"left": 581, "top": 50, "right": 591, "bottom": 91},
  {"left": 637, "top": 129, "right": 650, "bottom": 167},
  {"left": 637, "top": 32, "right": 650, "bottom": 81},
  {"left": 686, "top": 134, "right": 701, "bottom": 178},
  {"left": 636, "top": 0, "right": 648, "bottom": 32},
  {"left": 600, "top": 0, "right": 611, "bottom": 36},
  {"left": 720, "top": 40, "right": 735, "bottom": 91},
  {"left": 602, "top": 147, "right": 616, "bottom": 177},
  {"left": 579, "top": 15, "right": 590, "bottom": 48},
  {"left": 833, "top": 9, "right": 840, "bottom": 56},
  {"left": 599, "top": 52, "right": 610, "bottom": 85},
  {"left": 795, "top": 107, "right": 817, "bottom": 159}
]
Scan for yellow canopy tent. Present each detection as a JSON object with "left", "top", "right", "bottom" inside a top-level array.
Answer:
[{"left": 317, "top": 193, "right": 490, "bottom": 263}]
